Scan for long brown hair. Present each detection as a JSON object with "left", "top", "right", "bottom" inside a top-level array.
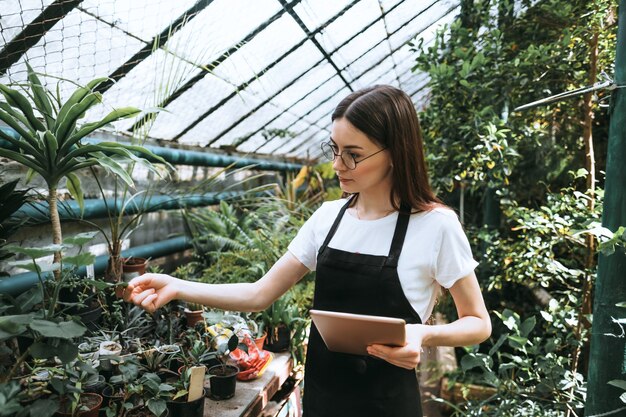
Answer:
[{"left": 331, "top": 85, "right": 442, "bottom": 213}]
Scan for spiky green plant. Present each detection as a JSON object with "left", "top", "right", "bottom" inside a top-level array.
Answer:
[{"left": 0, "top": 64, "right": 169, "bottom": 268}]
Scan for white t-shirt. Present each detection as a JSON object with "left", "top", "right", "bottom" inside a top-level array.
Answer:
[{"left": 288, "top": 198, "right": 479, "bottom": 322}]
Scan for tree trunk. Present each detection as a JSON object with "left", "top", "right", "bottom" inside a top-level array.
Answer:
[
  {"left": 48, "top": 186, "right": 63, "bottom": 279},
  {"left": 105, "top": 239, "right": 123, "bottom": 283}
]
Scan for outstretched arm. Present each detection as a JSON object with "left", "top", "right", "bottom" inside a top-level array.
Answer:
[
  {"left": 124, "top": 251, "right": 310, "bottom": 314},
  {"left": 367, "top": 272, "right": 491, "bottom": 369}
]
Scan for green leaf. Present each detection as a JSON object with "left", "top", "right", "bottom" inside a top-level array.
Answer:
[
  {"left": 64, "top": 107, "right": 141, "bottom": 150},
  {"left": 55, "top": 92, "right": 101, "bottom": 144},
  {"left": 608, "top": 380, "right": 626, "bottom": 391},
  {"left": 63, "top": 252, "right": 95, "bottom": 267},
  {"left": 0, "top": 314, "right": 34, "bottom": 340},
  {"left": 65, "top": 173, "right": 84, "bottom": 215},
  {"left": 30, "top": 341, "right": 56, "bottom": 359},
  {"left": 15, "top": 286, "right": 43, "bottom": 313},
  {"left": 4, "top": 244, "right": 64, "bottom": 259},
  {"left": 26, "top": 63, "right": 55, "bottom": 128},
  {"left": 54, "top": 77, "right": 107, "bottom": 137},
  {"left": 519, "top": 316, "right": 536, "bottom": 337},
  {"left": 63, "top": 231, "right": 98, "bottom": 246},
  {"left": 507, "top": 335, "right": 528, "bottom": 349},
  {"left": 27, "top": 397, "right": 59, "bottom": 417},
  {"left": 147, "top": 399, "right": 167, "bottom": 417},
  {"left": 96, "top": 154, "right": 134, "bottom": 187},
  {"left": 29, "top": 319, "right": 87, "bottom": 339},
  {"left": 56, "top": 339, "right": 79, "bottom": 363},
  {"left": 0, "top": 84, "right": 46, "bottom": 132}
]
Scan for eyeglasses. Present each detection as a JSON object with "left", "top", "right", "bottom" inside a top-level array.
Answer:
[{"left": 320, "top": 141, "right": 387, "bottom": 170}]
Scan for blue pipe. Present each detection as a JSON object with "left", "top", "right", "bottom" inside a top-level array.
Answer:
[
  {"left": 0, "top": 126, "right": 303, "bottom": 171},
  {"left": 12, "top": 192, "right": 245, "bottom": 223},
  {"left": 0, "top": 236, "right": 192, "bottom": 296}
]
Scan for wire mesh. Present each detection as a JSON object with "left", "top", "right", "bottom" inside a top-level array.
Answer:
[{"left": 0, "top": 0, "right": 462, "bottom": 160}]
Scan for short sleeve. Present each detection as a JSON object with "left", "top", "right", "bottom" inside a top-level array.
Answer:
[
  {"left": 287, "top": 208, "right": 320, "bottom": 271},
  {"left": 433, "top": 211, "right": 479, "bottom": 288}
]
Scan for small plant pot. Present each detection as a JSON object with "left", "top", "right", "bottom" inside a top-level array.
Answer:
[
  {"left": 254, "top": 332, "right": 267, "bottom": 351},
  {"left": 166, "top": 389, "right": 205, "bottom": 417},
  {"left": 122, "top": 257, "right": 148, "bottom": 282},
  {"left": 55, "top": 392, "right": 103, "bottom": 417},
  {"left": 83, "top": 374, "right": 106, "bottom": 395},
  {"left": 264, "top": 325, "right": 290, "bottom": 352},
  {"left": 184, "top": 309, "right": 204, "bottom": 327},
  {"left": 207, "top": 365, "right": 239, "bottom": 400}
]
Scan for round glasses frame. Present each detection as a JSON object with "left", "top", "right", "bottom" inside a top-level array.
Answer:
[{"left": 320, "top": 142, "right": 387, "bottom": 170}]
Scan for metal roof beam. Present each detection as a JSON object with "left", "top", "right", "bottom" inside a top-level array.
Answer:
[
  {"left": 257, "top": 1, "right": 454, "bottom": 154},
  {"left": 170, "top": 0, "right": 362, "bottom": 143},
  {"left": 94, "top": 0, "right": 215, "bottom": 95},
  {"left": 277, "top": 0, "right": 353, "bottom": 92},
  {"left": 128, "top": 0, "right": 303, "bottom": 133},
  {"left": 225, "top": 0, "right": 433, "bottom": 152},
  {"left": 0, "top": 0, "right": 84, "bottom": 76}
]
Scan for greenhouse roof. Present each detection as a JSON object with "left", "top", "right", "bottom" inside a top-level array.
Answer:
[{"left": 0, "top": 0, "right": 460, "bottom": 161}]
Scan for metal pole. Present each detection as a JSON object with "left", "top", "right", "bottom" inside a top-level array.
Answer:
[{"left": 585, "top": 1, "right": 626, "bottom": 415}]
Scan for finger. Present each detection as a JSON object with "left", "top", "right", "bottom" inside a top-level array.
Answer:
[
  {"left": 141, "top": 293, "right": 159, "bottom": 312},
  {"left": 131, "top": 288, "right": 155, "bottom": 305}
]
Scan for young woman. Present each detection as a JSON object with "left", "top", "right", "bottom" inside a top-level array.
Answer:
[{"left": 124, "top": 85, "right": 491, "bottom": 417}]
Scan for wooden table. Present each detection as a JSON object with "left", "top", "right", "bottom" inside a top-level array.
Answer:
[{"left": 203, "top": 352, "right": 293, "bottom": 417}]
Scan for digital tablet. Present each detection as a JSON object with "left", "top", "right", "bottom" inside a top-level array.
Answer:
[{"left": 310, "top": 309, "right": 406, "bottom": 356}]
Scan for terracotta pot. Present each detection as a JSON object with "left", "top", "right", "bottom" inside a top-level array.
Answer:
[
  {"left": 122, "top": 257, "right": 148, "bottom": 282},
  {"left": 254, "top": 332, "right": 267, "bottom": 351},
  {"left": 184, "top": 309, "right": 204, "bottom": 327},
  {"left": 54, "top": 392, "right": 103, "bottom": 417}
]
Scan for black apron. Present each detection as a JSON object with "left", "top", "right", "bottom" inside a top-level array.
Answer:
[{"left": 303, "top": 197, "right": 424, "bottom": 417}]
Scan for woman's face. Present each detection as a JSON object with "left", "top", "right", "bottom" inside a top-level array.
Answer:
[{"left": 330, "top": 117, "right": 393, "bottom": 196}]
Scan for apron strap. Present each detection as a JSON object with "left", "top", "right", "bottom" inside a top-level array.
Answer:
[
  {"left": 385, "top": 203, "right": 411, "bottom": 267},
  {"left": 318, "top": 195, "right": 355, "bottom": 254}
]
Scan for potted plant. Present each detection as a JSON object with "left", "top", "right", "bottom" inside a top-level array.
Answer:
[
  {"left": 165, "top": 367, "right": 205, "bottom": 417},
  {"left": 204, "top": 325, "right": 240, "bottom": 400},
  {"left": 182, "top": 302, "right": 204, "bottom": 328},
  {"left": 0, "top": 63, "right": 167, "bottom": 270},
  {"left": 50, "top": 361, "right": 104, "bottom": 417},
  {"left": 261, "top": 295, "right": 303, "bottom": 352}
]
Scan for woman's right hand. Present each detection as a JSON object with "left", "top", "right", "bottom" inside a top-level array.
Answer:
[{"left": 123, "top": 273, "right": 180, "bottom": 313}]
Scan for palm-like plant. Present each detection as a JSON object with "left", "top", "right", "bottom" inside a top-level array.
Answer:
[{"left": 0, "top": 64, "right": 168, "bottom": 268}]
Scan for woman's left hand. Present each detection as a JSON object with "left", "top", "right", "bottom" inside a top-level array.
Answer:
[{"left": 366, "top": 323, "right": 428, "bottom": 369}]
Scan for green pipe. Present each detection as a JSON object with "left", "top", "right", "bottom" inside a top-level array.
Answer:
[
  {"left": 12, "top": 192, "right": 244, "bottom": 223},
  {"left": 0, "top": 126, "right": 303, "bottom": 171},
  {"left": 585, "top": 1, "right": 626, "bottom": 415},
  {"left": 0, "top": 236, "right": 192, "bottom": 296}
]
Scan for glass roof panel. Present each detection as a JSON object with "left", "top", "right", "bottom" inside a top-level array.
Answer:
[
  {"left": 210, "top": 14, "right": 305, "bottom": 87},
  {"left": 331, "top": 21, "right": 387, "bottom": 71},
  {"left": 387, "top": 0, "right": 458, "bottom": 34},
  {"left": 0, "top": 0, "right": 55, "bottom": 45},
  {"left": 294, "top": 0, "right": 353, "bottom": 32},
  {"left": 269, "top": 63, "right": 338, "bottom": 112},
  {"left": 177, "top": 89, "right": 261, "bottom": 147},
  {"left": 160, "top": 0, "right": 281, "bottom": 69},
  {"left": 146, "top": 73, "right": 237, "bottom": 140},
  {"left": 287, "top": 75, "right": 346, "bottom": 119},
  {"left": 81, "top": 0, "right": 199, "bottom": 42},
  {"left": 313, "top": 0, "right": 380, "bottom": 53},
  {"left": 2, "top": 9, "right": 144, "bottom": 101},
  {"left": 217, "top": 40, "right": 324, "bottom": 103},
  {"left": 388, "top": 3, "right": 459, "bottom": 50},
  {"left": 342, "top": 40, "right": 389, "bottom": 82},
  {"left": 356, "top": 56, "right": 395, "bottom": 87}
]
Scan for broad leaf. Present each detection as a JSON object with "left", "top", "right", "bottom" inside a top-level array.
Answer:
[
  {"left": 63, "top": 231, "right": 98, "bottom": 246},
  {"left": 4, "top": 244, "right": 64, "bottom": 258},
  {"left": 29, "top": 319, "right": 87, "bottom": 339},
  {"left": 63, "top": 252, "right": 95, "bottom": 267}
]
